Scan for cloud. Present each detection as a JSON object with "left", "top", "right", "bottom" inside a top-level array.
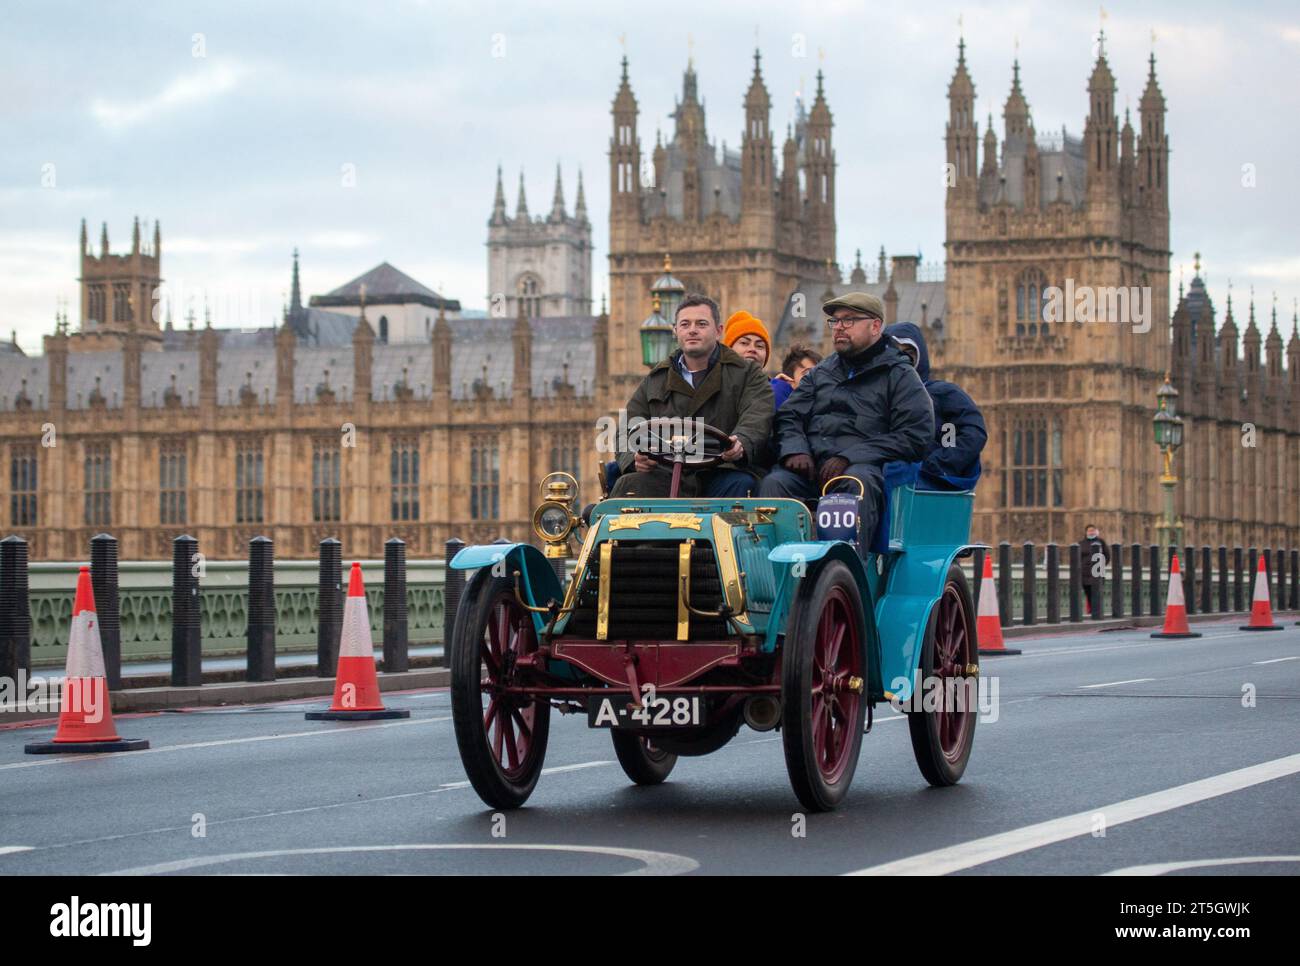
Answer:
[{"left": 90, "top": 62, "right": 250, "bottom": 130}]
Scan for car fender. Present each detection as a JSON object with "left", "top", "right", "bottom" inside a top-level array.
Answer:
[
  {"left": 449, "top": 543, "right": 565, "bottom": 635},
  {"left": 876, "top": 544, "right": 978, "bottom": 701},
  {"left": 768, "top": 541, "right": 884, "bottom": 700}
]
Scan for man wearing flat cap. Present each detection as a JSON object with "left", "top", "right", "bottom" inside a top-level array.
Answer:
[{"left": 758, "top": 292, "right": 934, "bottom": 548}]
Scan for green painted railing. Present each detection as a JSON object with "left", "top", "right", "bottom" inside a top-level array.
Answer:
[{"left": 28, "top": 559, "right": 445, "bottom": 667}]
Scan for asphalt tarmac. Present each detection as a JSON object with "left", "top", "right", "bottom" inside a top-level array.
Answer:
[{"left": 2, "top": 619, "right": 1297, "bottom": 875}]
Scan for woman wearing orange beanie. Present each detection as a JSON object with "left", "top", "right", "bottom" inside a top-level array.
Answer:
[{"left": 723, "top": 311, "right": 771, "bottom": 369}]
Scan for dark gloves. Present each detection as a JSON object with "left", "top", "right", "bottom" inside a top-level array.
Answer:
[
  {"left": 818, "top": 456, "right": 850, "bottom": 488},
  {"left": 782, "top": 453, "right": 814, "bottom": 479}
]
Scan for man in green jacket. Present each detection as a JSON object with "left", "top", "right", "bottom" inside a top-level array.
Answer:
[{"left": 610, "top": 293, "right": 774, "bottom": 497}]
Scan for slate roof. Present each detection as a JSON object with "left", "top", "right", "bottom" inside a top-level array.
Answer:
[
  {"left": 0, "top": 354, "right": 48, "bottom": 411},
  {"left": 311, "top": 262, "right": 460, "bottom": 311}
]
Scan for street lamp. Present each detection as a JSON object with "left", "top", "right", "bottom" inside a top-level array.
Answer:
[
  {"left": 649, "top": 253, "right": 686, "bottom": 329},
  {"left": 1152, "top": 372, "right": 1185, "bottom": 550},
  {"left": 639, "top": 295, "right": 673, "bottom": 368}
]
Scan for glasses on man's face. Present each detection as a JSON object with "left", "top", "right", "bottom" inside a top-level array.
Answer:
[{"left": 825, "top": 315, "right": 877, "bottom": 330}]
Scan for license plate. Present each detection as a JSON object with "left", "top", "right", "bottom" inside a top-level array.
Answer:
[{"left": 587, "top": 692, "right": 706, "bottom": 729}]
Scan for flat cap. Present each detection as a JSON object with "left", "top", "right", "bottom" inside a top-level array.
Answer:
[{"left": 822, "top": 292, "right": 885, "bottom": 320}]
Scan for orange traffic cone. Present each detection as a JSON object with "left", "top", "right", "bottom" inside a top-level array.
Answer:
[
  {"left": 1240, "top": 556, "right": 1283, "bottom": 631},
  {"left": 25, "top": 567, "right": 148, "bottom": 754},
  {"left": 977, "top": 554, "right": 1020, "bottom": 656},
  {"left": 306, "top": 563, "right": 410, "bottom": 720},
  {"left": 1151, "top": 554, "right": 1202, "bottom": 639}
]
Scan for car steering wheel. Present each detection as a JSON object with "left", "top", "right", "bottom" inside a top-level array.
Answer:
[{"left": 638, "top": 418, "right": 734, "bottom": 470}]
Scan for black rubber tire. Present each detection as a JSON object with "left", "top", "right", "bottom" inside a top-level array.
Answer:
[
  {"left": 450, "top": 569, "right": 551, "bottom": 809},
  {"left": 649, "top": 705, "right": 744, "bottom": 757},
  {"left": 610, "top": 732, "right": 678, "bottom": 785},
  {"left": 908, "top": 564, "right": 979, "bottom": 787},
  {"left": 781, "top": 560, "right": 867, "bottom": 812}
]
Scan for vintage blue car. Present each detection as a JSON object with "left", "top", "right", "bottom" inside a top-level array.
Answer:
[{"left": 448, "top": 425, "right": 980, "bottom": 812}]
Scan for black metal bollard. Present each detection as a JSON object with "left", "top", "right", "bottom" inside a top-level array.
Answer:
[
  {"left": 998, "top": 541, "right": 1012, "bottom": 626},
  {"left": 1068, "top": 543, "right": 1082, "bottom": 623},
  {"left": 1130, "top": 544, "right": 1143, "bottom": 618},
  {"left": 972, "top": 546, "right": 986, "bottom": 603},
  {"left": 1200, "top": 546, "right": 1212, "bottom": 614},
  {"left": 1263, "top": 548, "right": 1273, "bottom": 601},
  {"left": 246, "top": 537, "right": 276, "bottom": 682},
  {"left": 0, "top": 536, "right": 31, "bottom": 682},
  {"left": 1218, "top": 546, "right": 1229, "bottom": 613},
  {"left": 443, "top": 538, "right": 466, "bottom": 668},
  {"left": 1045, "top": 543, "right": 1060, "bottom": 624},
  {"left": 1274, "top": 547, "right": 1285, "bottom": 610},
  {"left": 89, "top": 534, "right": 121, "bottom": 689},
  {"left": 1149, "top": 545, "right": 1162, "bottom": 616},
  {"left": 317, "top": 538, "right": 342, "bottom": 677},
  {"left": 1021, "top": 543, "right": 1036, "bottom": 626},
  {"left": 1110, "top": 543, "right": 1123, "bottom": 619},
  {"left": 1184, "top": 546, "right": 1196, "bottom": 616},
  {"left": 1291, "top": 549, "right": 1299, "bottom": 611},
  {"left": 171, "top": 535, "right": 202, "bottom": 687},
  {"left": 1233, "top": 547, "right": 1245, "bottom": 611},
  {"left": 1248, "top": 547, "right": 1259, "bottom": 602},
  {"left": 384, "top": 538, "right": 409, "bottom": 673}
]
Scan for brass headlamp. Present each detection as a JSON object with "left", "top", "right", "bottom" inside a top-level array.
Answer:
[{"left": 532, "top": 472, "right": 580, "bottom": 557}]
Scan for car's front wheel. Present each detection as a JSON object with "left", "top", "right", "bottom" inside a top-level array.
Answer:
[
  {"left": 450, "top": 570, "right": 550, "bottom": 809},
  {"left": 781, "top": 560, "right": 867, "bottom": 812}
]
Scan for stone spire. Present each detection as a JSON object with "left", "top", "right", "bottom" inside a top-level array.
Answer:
[
  {"left": 515, "top": 170, "right": 529, "bottom": 221},
  {"left": 489, "top": 164, "right": 508, "bottom": 226},
  {"left": 548, "top": 162, "right": 567, "bottom": 222},
  {"left": 290, "top": 247, "right": 302, "bottom": 316},
  {"left": 574, "top": 167, "right": 588, "bottom": 223}
]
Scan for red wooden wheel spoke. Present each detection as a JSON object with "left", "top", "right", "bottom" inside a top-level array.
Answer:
[
  {"left": 483, "top": 695, "right": 498, "bottom": 732},
  {"left": 826, "top": 620, "right": 846, "bottom": 670},
  {"left": 811, "top": 694, "right": 828, "bottom": 763},
  {"left": 479, "top": 640, "right": 500, "bottom": 680},
  {"left": 509, "top": 704, "right": 533, "bottom": 743},
  {"left": 491, "top": 704, "right": 505, "bottom": 764},
  {"left": 501, "top": 713, "right": 520, "bottom": 771}
]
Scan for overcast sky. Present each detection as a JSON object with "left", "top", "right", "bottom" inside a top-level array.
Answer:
[{"left": 3, "top": 0, "right": 1298, "bottom": 351}]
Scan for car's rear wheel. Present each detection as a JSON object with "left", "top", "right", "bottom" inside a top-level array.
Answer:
[
  {"left": 610, "top": 732, "right": 678, "bottom": 785},
  {"left": 908, "top": 564, "right": 978, "bottom": 787},
  {"left": 450, "top": 570, "right": 550, "bottom": 809},
  {"left": 781, "top": 561, "right": 866, "bottom": 812}
]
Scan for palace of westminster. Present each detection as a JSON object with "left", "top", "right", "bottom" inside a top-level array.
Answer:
[{"left": 1, "top": 40, "right": 1298, "bottom": 560}]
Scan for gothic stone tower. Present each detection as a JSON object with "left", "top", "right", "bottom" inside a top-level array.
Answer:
[
  {"left": 937, "top": 37, "right": 1171, "bottom": 546},
  {"left": 487, "top": 164, "right": 593, "bottom": 319},
  {"left": 606, "top": 53, "right": 834, "bottom": 401},
  {"left": 77, "top": 216, "right": 164, "bottom": 349}
]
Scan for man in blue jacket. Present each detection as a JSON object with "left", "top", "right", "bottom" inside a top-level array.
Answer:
[
  {"left": 884, "top": 322, "right": 987, "bottom": 490},
  {"left": 758, "top": 294, "right": 934, "bottom": 546}
]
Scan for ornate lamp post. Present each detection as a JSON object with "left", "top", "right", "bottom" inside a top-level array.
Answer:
[
  {"left": 1152, "top": 372, "right": 1185, "bottom": 550},
  {"left": 639, "top": 296, "right": 673, "bottom": 368},
  {"left": 640, "top": 253, "right": 685, "bottom": 368}
]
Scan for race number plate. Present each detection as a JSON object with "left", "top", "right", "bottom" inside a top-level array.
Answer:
[
  {"left": 587, "top": 690, "right": 706, "bottom": 729},
  {"left": 815, "top": 492, "right": 860, "bottom": 542}
]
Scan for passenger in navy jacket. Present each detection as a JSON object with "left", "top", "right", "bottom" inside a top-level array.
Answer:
[{"left": 884, "top": 322, "right": 987, "bottom": 491}]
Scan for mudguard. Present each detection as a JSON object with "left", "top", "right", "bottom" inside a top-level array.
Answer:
[
  {"left": 448, "top": 542, "right": 565, "bottom": 635},
  {"left": 768, "top": 541, "right": 885, "bottom": 701}
]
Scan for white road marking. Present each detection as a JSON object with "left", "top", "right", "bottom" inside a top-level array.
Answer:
[
  {"left": 0, "top": 715, "right": 451, "bottom": 771},
  {"left": 0, "top": 847, "right": 33, "bottom": 856},
  {"left": 1077, "top": 678, "right": 1154, "bottom": 689},
  {"left": 847, "top": 752, "right": 1300, "bottom": 876},
  {"left": 542, "top": 760, "right": 613, "bottom": 775},
  {"left": 104, "top": 843, "right": 699, "bottom": 876},
  {"left": 1103, "top": 855, "right": 1300, "bottom": 876},
  {"left": 1253, "top": 656, "right": 1300, "bottom": 665}
]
